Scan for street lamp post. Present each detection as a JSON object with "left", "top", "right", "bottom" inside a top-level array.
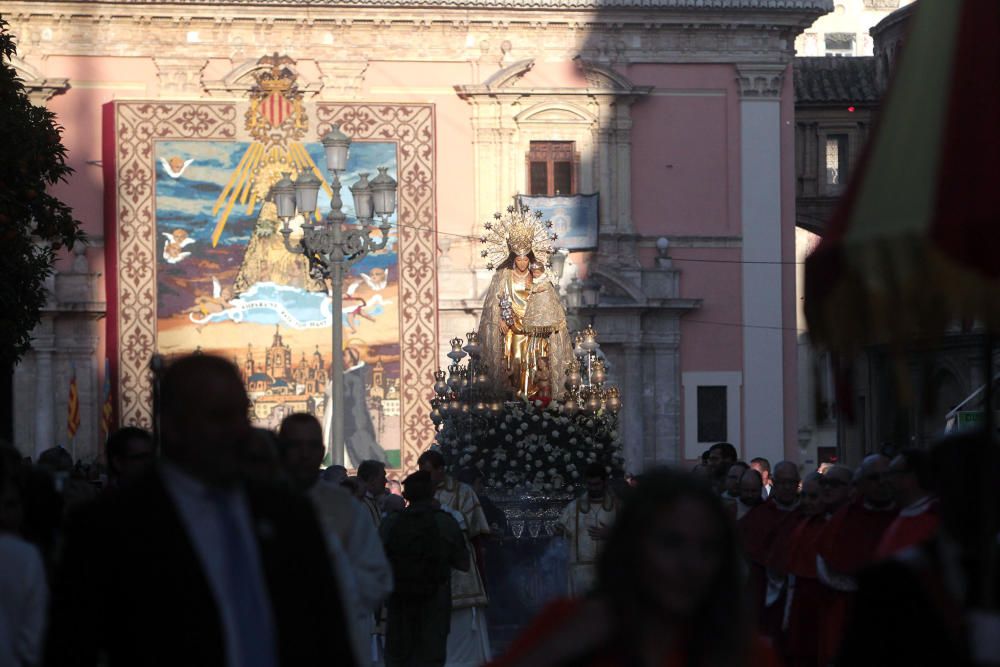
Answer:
[{"left": 277, "top": 123, "right": 397, "bottom": 466}]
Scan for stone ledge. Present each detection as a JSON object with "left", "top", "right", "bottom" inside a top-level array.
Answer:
[{"left": 45, "top": 0, "right": 831, "bottom": 9}]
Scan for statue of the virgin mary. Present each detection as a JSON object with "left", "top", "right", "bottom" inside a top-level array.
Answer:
[{"left": 477, "top": 202, "right": 574, "bottom": 400}]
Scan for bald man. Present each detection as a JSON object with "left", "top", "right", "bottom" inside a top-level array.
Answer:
[
  {"left": 815, "top": 455, "right": 898, "bottom": 665},
  {"left": 772, "top": 472, "right": 829, "bottom": 667},
  {"left": 737, "top": 461, "right": 801, "bottom": 639},
  {"left": 45, "top": 355, "right": 357, "bottom": 667}
]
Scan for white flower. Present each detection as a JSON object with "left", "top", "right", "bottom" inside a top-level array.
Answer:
[
  {"left": 476, "top": 460, "right": 485, "bottom": 468},
  {"left": 586, "top": 420, "right": 595, "bottom": 429},
  {"left": 564, "top": 454, "right": 571, "bottom": 463},
  {"left": 469, "top": 446, "right": 477, "bottom": 453},
  {"left": 569, "top": 438, "right": 577, "bottom": 445},
  {"left": 505, "top": 434, "right": 513, "bottom": 442},
  {"left": 571, "top": 471, "right": 579, "bottom": 479},
  {"left": 551, "top": 430, "right": 560, "bottom": 438},
  {"left": 520, "top": 422, "right": 529, "bottom": 430},
  {"left": 515, "top": 429, "right": 523, "bottom": 437},
  {"left": 544, "top": 483, "right": 553, "bottom": 491},
  {"left": 610, "top": 430, "right": 619, "bottom": 439},
  {"left": 526, "top": 453, "right": 532, "bottom": 461},
  {"left": 492, "top": 461, "right": 499, "bottom": 467},
  {"left": 536, "top": 460, "right": 543, "bottom": 467},
  {"left": 531, "top": 415, "right": 540, "bottom": 422},
  {"left": 488, "top": 429, "right": 496, "bottom": 435},
  {"left": 500, "top": 423, "right": 507, "bottom": 431},
  {"left": 567, "top": 426, "right": 576, "bottom": 434},
  {"left": 548, "top": 468, "right": 557, "bottom": 475}
]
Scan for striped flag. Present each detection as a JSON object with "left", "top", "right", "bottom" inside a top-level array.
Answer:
[
  {"left": 67, "top": 366, "right": 81, "bottom": 440},
  {"left": 101, "top": 358, "right": 114, "bottom": 441},
  {"left": 805, "top": 0, "right": 1000, "bottom": 347}
]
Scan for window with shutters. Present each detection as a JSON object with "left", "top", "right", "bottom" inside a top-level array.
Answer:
[{"left": 526, "top": 141, "right": 578, "bottom": 196}]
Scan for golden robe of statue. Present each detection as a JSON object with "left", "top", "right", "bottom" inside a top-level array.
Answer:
[{"left": 478, "top": 260, "right": 573, "bottom": 400}]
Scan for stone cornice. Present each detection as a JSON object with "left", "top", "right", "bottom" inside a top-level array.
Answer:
[
  {"left": 8, "top": 3, "right": 819, "bottom": 69},
  {"left": 14, "top": 0, "right": 831, "bottom": 9}
]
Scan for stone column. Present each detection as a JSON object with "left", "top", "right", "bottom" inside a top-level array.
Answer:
[
  {"left": 33, "top": 346, "right": 55, "bottom": 460},
  {"left": 621, "top": 342, "right": 643, "bottom": 474},
  {"left": 736, "top": 63, "right": 787, "bottom": 466},
  {"left": 613, "top": 107, "right": 634, "bottom": 234}
]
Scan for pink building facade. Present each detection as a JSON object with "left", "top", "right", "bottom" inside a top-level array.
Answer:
[{"left": 7, "top": 0, "right": 828, "bottom": 472}]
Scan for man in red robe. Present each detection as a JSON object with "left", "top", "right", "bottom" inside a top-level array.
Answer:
[
  {"left": 816, "top": 455, "right": 898, "bottom": 666},
  {"left": 875, "top": 448, "right": 940, "bottom": 559},
  {"left": 769, "top": 471, "right": 830, "bottom": 667},
  {"left": 738, "top": 461, "right": 801, "bottom": 639}
]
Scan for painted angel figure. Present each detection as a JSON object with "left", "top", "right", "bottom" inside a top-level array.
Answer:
[
  {"left": 162, "top": 229, "right": 196, "bottom": 264},
  {"left": 183, "top": 276, "right": 235, "bottom": 323},
  {"left": 477, "top": 203, "right": 573, "bottom": 400}
]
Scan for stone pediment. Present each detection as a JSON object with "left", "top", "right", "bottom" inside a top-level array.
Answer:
[
  {"left": 203, "top": 58, "right": 325, "bottom": 96},
  {"left": 457, "top": 57, "right": 650, "bottom": 99},
  {"left": 514, "top": 101, "right": 595, "bottom": 125},
  {"left": 11, "top": 57, "right": 69, "bottom": 103}
]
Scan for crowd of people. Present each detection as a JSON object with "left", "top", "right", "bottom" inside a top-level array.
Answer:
[{"left": 0, "top": 353, "right": 997, "bottom": 667}]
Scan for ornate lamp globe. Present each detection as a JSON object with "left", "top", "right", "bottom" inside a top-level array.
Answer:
[
  {"left": 350, "top": 172, "right": 375, "bottom": 222},
  {"left": 582, "top": 277, "right": 602, "bottom": 308},
  {"left": 321, "top": 124, "right": 351, "bottom": 172},
  {"left": 272, "top": 173, "right": 296, "bottom": 220},
  {"left": 549, "top": 248, "right": 568, "bottom": 280},
  {"left": 371, "top": 167, "right": 398, "bottom": 218},
  {"left": 565, "top": 278, "right": 583, "bottom": 310},
  {"left": 294, "top": 169, "right": 322, "bottom": 219}
]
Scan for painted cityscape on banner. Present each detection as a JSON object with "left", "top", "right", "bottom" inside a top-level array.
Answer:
[{"left": 154, "top": 139, "right": 402, "bottom": 468}]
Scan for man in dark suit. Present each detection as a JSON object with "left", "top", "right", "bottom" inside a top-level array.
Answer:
[{"left": 44, "top": 354, "right": 357, "bottom": 667}]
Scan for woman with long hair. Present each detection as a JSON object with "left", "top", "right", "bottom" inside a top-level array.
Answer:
[{"left": 490, "top": 469, "right": 778, "bottom": 667}]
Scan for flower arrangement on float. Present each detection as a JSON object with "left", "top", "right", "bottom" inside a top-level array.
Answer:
[{"left": 429, "top": 326, "right": 624, "bottom": 494}]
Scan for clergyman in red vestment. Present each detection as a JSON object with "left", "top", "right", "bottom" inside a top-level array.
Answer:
[
  {"left": 815, "top": 456, "right": 898, "bottom": 665},
  {"left": 737, "top": 461, "right": 801, "bottom": 639},
  {"left": 875, "top": 449, "right": 940, "bottom": 560}
]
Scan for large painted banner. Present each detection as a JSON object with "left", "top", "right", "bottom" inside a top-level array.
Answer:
[
  {"left": 518, "top": 193, "right": 599, "bottom": 251},
  {"left": 104, "top": 91, "right": 437, "bottom": 471}
]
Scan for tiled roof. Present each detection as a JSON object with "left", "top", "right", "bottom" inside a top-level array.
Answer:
[{"left": 794, "top": 57, "right": 879, "bottom": 106}]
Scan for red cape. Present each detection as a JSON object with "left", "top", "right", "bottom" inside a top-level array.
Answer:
[
  {"left": 874, "top": 498, "right": 940, "bottom": 560},
  {"left": 738, "top": 499, "right": 801, "bottom": 566},
  {"left": 817, "top": 499, "right": 898, "bottom": 575},
  {"left": 784, "top": 514, "right": 829, "bottom": 579}
]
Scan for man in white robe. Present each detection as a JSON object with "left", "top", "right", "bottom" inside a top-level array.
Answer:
[
  {"left": 557, "top": 463, "right": 620, "bottom": 596},
  {"left": 418, "top": 450, "right": 492, "bottom": 667},
  {"left": 279, "top": 414, "right": 393, "bottom": 665}
]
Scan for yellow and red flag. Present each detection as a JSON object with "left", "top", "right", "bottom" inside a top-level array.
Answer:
[
  {"left": 67, "top": 367, "right": 81, "bottom": 440},
  {"left": 805, "top": 0, "right": 1000, "bottom": 349},
  {"left": 101, "top": 358, "right": 114, "bottom": 440}
]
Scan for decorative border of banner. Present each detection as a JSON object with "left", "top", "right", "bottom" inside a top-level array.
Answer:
[{"left": 104, "top": 101, "right": 438, "bottom": 472}]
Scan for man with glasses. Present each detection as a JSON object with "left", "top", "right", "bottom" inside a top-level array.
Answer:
[
  {"left": 815, "top": 455, "right": 898, "bottom": 666},
  {"left": 818, "top": 465, "right": 853, "bottom": 515}
]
